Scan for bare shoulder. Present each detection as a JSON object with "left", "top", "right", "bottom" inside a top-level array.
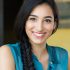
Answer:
[
  {"left": 0, "top": 45, "right": 13, "bottom": 57},
  {"left": 0, "top": 45, "right": 11, "bottom": 52},
  {"left": 0, "top": 45, "right": 15, "bottom": 70}
]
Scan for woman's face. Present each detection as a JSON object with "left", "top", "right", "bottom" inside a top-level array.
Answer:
[{"left": 25, "top": 3, "right": 56, "bottom": 45}]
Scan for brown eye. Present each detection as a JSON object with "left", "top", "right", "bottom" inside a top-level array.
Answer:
[
  {"left": 29, "top": 17, "right": 37, "bottom": 21},
  {"left": 45, "top": 19, "right": 52, "bottom": 23}
]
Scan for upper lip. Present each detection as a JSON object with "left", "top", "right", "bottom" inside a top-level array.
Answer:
[{"left": 32, "top": 31, "right": 46, "bottom": 34}]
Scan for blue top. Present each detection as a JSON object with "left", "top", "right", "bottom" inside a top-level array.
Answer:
[{"left": 7, "top": 43, "right": 68, "bottom": 70}]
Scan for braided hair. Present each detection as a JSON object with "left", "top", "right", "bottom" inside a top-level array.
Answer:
[{"left": 14, "top": 0, "right": 59, "bottom": 70}]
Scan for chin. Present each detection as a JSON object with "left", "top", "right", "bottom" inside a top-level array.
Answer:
[{"left": 31, "top": 39, "right": 46, "bottom": 45}]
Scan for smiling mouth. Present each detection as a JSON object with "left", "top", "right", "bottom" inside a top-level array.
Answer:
[{"left": 32, "top": 31, "right": 46, "bottom": 38}]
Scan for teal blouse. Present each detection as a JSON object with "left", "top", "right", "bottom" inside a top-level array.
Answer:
[{"left": 7, "top": 43, "right": 68, "bottom": 70}]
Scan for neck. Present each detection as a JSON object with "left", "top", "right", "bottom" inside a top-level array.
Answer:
[{"left": 31, "top": 43, "right": 48, "bottom": 59}]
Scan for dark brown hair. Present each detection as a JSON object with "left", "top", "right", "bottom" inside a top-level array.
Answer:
[{"left": 14, "top": 0, "right": 59, "bottom": 70}]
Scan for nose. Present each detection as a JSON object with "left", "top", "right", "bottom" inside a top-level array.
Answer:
[{"left": 35, "top": 20, "right": 43, "bottom": 31}]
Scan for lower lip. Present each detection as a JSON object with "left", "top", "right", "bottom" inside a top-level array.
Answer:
[{"left": 33, "top": 33, "right": 44, "bottom": 39}]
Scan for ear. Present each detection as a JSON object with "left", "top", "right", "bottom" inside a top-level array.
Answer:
[
  {"left": 52, "top": 22, "right": 57, "bottom": 34},
  {"left": 53, "top": 22, "right": 56, "bottom": 30}
]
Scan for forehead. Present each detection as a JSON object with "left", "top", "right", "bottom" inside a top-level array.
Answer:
[{"left": 30, "top": 3, "right": 54, "bottom": 18}]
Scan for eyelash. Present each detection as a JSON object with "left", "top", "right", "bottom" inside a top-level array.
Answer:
[
  {"left": 44, "top": 19, "right": 52, "bottom": 23},
  {"left": 29, "top": 18, "right": 37, "bottom": 21},
  {"left": 28, "top": 18, "right": 52, "bottom": 23}
]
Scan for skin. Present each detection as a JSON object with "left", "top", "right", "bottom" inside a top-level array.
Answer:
[
  {"left": 0, "top": 45, "right": 15, "bottom": 70},
  {"left": 0, "top": 3, "right": 70, "bottom": 70},
  {"left": 26, "top": 3, "right": 55, "bottom": 46}
]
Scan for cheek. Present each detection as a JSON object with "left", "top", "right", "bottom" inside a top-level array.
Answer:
[
  {"left": 44, "top": 24, "right": 55, "bottom": 31},
  {"left": 25, "top": 22, "right": 33, "bottom": 30},
  {"left": 25, "top": 22, "right": 34, "bottom": 36}
]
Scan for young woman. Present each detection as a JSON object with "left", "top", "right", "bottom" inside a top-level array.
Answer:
[{"left": 0, "top": 0, "right": 70, "bottom": 70}]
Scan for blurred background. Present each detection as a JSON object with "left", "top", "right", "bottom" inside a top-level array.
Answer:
[
  {"left": 0, "top": 0, "right": 70, "bottom": 53},
  {"left": 48, "top": 0, "right": 70, "bottom": 54}
]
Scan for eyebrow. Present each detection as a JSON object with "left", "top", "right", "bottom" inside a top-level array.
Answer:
[
  {"left": 44, "top": 16, "right": 53, "bottom": 19},
  {"left": 29, "top": 15, "right": 38, "bottom": 18},
  {"left": 29, "top": 15, "right": 53, "bottom": 19}
]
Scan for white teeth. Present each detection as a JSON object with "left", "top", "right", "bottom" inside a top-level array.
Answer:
[{"left": 34, "top": 33, "right": 44, "bottom": 36}]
